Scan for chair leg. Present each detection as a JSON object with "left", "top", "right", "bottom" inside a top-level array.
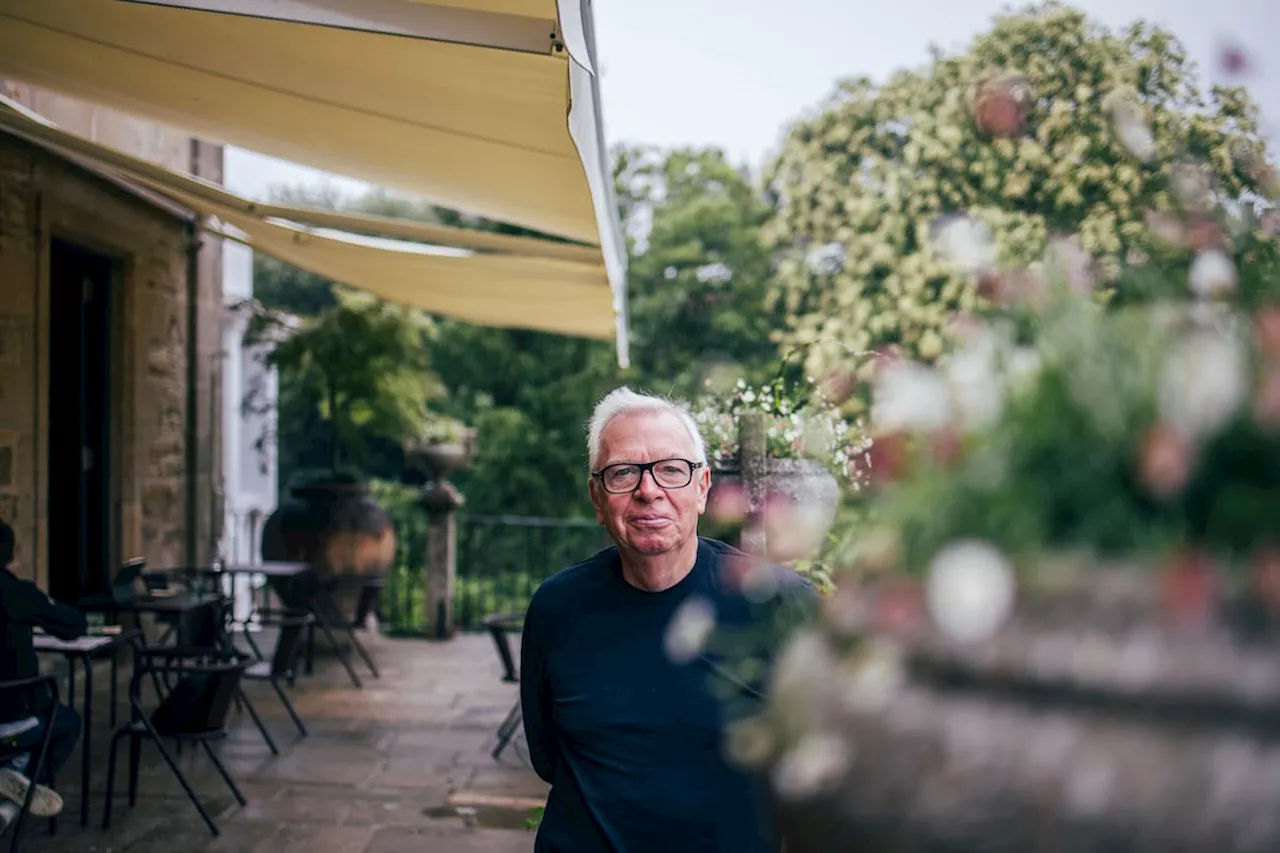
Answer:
[
  {"left": 242, "top": 627, "right": 265, "bottom": 662},
  {"left": 10, "top": 704, "right": 56, "bottom": 852},
  {"left": 346, "top": 629, "right": 379, "bottom": 679},
  {"left": 102, "top": 730, "right": 129, "bottom": 829},
  {"left": 198, "top": 741, "right": 247, "bottom": 806},
  {"left": 316, "top": 618, "right": 362, "bottom": 688},
  {"left": 236, "top": 689, "right": 279, "bottom": 756},
  {"left": 271, "top": 678, "right": 308, "bottom": 737},
  {"left": 304, "top": 623, "right": 316, "bottom": 675},
  {"left": 491, "top": 698, "right": 524, "bottom": 761},
  {"left": 147, "top": 733, "right": 221, "bottom": 837},
  {"left": 128, "top": 733, "right": 141, "bottom": 807}
]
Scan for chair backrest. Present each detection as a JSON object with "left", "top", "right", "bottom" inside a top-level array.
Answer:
[
  {"left": 148, "top": 656, "right": 248, "bottom": 737},
  {"left": 180, "top": 599, "right": 230, "bottom": 650},
  {"left": 111, "top": 558, "right": 147, "bottom": 605}
]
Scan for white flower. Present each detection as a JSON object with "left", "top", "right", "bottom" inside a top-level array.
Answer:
[
  {"left": 1159, "top": 329, "right": 1247, "bottom": 443},
  {"left": 839, "top": 640, "right": 905, "bottom": 712},
  {"left": 872, "top": 360, "right": 951, "bottom": 433},
  {"left": 771, "top": 732, "right": 853, "bottom": 801},
  {"left": 943, "top": 335, "right": 1005, "bottom": 431},
  {"left": 1044, "top": 235, "right": 1094, "bottom": 294},
  {"left": 926, "top": 540, "right": 1016, "bottom": 643},
  {"left": 1169, "top": 162, "right": 1213, "bottom": 211},
  {"left": 1006, "top": 347, "right": 1043, "bottom": 384},
  {"left": 1111, "top": 103, "right": 1156, "bottom": 161},
  {"left": 664, "top": 596, "right": 717, "bottom": 664},
  {"left": 1188, "top": 250, "right": 1237, "bottom": 298},
  {"left": 930, "top": 214, "right": 997, "bottom": 274},
  {"left": 723, "top": 716, "right": 776, "bottom": 770}
]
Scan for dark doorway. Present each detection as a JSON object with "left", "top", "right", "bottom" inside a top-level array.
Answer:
[{"left": 47, "top": 239, "right": 114, "bottom": 604}]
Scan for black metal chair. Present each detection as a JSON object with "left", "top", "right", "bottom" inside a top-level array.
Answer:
[
  {"left": 102, "top": 647, "right": 252, "bottom": 837},
  {"left": 482, "top": 611, "right": 525, "bottom": 761},
  {"left": 0, "top": 676, "right": 59, "bottom": 853},
  {"left": 306, "top": 576, "right": 384, "bottom": 685},
  {"left": 242, "top": 613, "right": 313, "bottom": 738}
]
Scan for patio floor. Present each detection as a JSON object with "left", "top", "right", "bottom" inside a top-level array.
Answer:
[{"left": 24, "top": 631, "right": 546, "bottom": 853}]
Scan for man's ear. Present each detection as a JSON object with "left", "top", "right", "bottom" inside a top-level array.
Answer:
[
  {"left": 695, "top": 466, "right": 712, "bottom": 515},
  {"left": 588, "top": 478, "right": 608, "bottom": 524}
]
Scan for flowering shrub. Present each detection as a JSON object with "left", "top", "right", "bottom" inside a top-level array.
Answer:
[
  {"left": 693, "top": 374, "right": 872, "bottom": 489},
  {"left": 764, "top": 1, "right": 1275, "bottom": 389},
  {"left": 851, "top": 211, "right": 1280, "bottom": 632}
]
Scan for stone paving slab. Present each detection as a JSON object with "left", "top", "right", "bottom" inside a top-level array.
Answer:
[{"left": 17, "top": 632, "right": 546, "bottom": 852}]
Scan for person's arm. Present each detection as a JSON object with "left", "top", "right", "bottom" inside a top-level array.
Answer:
[
  {"left": 0, "top": 571, "right": 87, "bottom": 641},
  {"left": 519, "top": 592, "right": 561, "bottom": 784}
]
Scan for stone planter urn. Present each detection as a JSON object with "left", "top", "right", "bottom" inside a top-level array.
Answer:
[
  {"left": 260, "top": 473, "right": 397, "bottom": 615},
  {"left": 763, "top": 565, "right": 1280, "bottom": 853}
]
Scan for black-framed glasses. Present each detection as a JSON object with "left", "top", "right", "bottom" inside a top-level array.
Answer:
[{"left": 591, "top": 458, "right": 704, "bottom": 494}]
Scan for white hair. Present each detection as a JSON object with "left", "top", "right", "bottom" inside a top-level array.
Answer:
[{"left": 587, "top": 387, "right": 708, "bottom": 471}]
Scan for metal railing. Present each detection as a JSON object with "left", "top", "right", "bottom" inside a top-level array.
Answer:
[
  {"left": 454, "top": 514, "right": 608, "bottom": 631},
  {"left": 379, "top": 494, "right": 607, "bottom": 635}
]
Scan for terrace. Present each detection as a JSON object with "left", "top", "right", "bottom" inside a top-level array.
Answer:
[{"left": 33, "top": 629, "right": 546, "bottom": 853}]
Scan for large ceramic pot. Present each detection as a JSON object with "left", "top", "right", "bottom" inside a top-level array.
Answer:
[
  {"left": 704, "top": 457, "right": 840, "bottom": 552},
  {"left": 766, "top": 567, "right": 1280, "bottom": 852},
  {"left": 260, "top": 474, "right": 397, "bottom": 614}
]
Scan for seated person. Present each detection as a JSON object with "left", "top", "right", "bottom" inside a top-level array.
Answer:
[{"left": 0, "top": 519, "right": 86, "bottom": 829}]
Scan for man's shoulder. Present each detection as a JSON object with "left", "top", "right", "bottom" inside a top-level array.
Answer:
[
  {"left": 528, "top": 545, "right": 618, "bottom": 614},
  {"left": 698, "top": 537, "right": 817, "bottom": 601}
]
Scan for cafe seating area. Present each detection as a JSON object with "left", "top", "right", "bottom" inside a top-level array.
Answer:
[{"left": 16, "top": 562, "right": 546, "bottom": 853}]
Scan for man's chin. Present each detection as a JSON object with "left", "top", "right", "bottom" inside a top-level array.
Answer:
[{"left": 625, "top": 531, "right": 686, "bottom": 556}]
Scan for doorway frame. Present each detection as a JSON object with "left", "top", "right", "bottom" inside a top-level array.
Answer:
[{"left": 36, "top": 208, "right": 130, "bottom": 597}]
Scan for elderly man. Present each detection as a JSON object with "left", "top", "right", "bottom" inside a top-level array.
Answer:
[{"left": 520, "top": 387, "right": 814, "bottom": 853}]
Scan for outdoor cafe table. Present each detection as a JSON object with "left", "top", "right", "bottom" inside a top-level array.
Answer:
[
  {"left": 33, "top": 627, "right": 140, "bottom": 827},
  {"left": 192, "top": 561, "right": 313, "bottom": 619}
]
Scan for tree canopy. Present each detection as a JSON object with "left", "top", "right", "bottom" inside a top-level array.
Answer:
[{"left": 250, "top": 144, "right": 780, "bottom": 516}]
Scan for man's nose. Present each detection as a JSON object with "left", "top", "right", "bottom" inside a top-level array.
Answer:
[{"left": 633, "top": 469, "right": 665, "bottom": 500}]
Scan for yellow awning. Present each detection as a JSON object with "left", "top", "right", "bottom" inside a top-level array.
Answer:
[
  {"left": 0, "top": 95, "right": 621, "bottom": 342},
  {"left": 0, "top": 0, "right": 628, "bottom": 359}
]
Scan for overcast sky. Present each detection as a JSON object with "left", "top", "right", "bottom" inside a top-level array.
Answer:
[{"left": 225, "top": 0, "right": 1279, "bottom": 201}]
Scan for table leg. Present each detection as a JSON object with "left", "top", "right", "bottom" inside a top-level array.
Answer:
[
  {"left": 79, "top": 656, "right": 93, "bottom": 827},
  {"left": 65, "top": 662, "right": 76, "bottom": 716},
  {"left": 110, "top": 648, "right": 119, "bottom": 727}
]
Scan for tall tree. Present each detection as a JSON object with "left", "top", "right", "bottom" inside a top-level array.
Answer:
[
  {"left": 252, "top": 144, "right": 789, "bottom": 514},
  {"left": 766, "top": 0, "right": 1276, "bottom": 382},
  {"left": 616, "top": 145, "right": 781, "bottom": 396}
]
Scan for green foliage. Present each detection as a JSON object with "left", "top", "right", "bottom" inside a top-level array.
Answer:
[
  {"left": 766, "top": 0, "right": 1275, "bottom": 383},
  {"left": 616, "top": 145, "right": 782, "bottom": 395},
  {"left": 246, "top": 287, "right": 441, "bottom": 473},
  {"left": 253, "top": 142, "right": 787, "bottom": 517}
]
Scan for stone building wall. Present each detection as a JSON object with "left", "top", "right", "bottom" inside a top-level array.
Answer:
[{"left": 0, "top": 130, "right": 219, "bottom": 588}]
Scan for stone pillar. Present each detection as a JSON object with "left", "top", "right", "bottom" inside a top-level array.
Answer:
[
  {"left": 738, "top": 412, "right": 767, "bottom": 556},
  {"left": 417, "top": 480, "right": 463, "bottom": 639}
]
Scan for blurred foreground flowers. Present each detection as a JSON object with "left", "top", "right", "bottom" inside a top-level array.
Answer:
[{"left": 727, "top": 70, "right": 1280, "bottom": 850}]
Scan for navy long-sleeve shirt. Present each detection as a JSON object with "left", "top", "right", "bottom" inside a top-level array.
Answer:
[
  {"left": 520, "top": 537, "right": 814, "bottom": 853},
  {"left": 1, "top": 568, "right": 87, "bottom": 681}
]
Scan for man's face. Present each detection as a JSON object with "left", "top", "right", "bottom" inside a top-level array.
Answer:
[{"left": 590, "top": 410, "right": 710, "bottom": 557}]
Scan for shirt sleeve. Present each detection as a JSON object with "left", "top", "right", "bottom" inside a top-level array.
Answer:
[
  {"left": 519, "top": 590, "right": 561, "bottom": 785},
  {"left": 0, "top": 571, "right": 88, "bottom": 640}
]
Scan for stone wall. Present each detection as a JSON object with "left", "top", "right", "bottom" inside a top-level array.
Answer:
[{"left": 0, "top": 131, "right": 221, "bottom": 588}]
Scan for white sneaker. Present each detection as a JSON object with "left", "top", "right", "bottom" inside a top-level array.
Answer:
[
  {"left": 0, "top": 768, "right": 63, "bottom": 817},
  {"left": 0, "top": 801, "right": 17, "bottom": 832}
]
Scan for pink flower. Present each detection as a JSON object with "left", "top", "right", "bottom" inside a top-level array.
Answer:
[
  {"left": 1161, "top": 549, "right": 1217, "bottom": 626},
  {"left": 1138, "top": 422, "right": 1193, "bottom": 499}
]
